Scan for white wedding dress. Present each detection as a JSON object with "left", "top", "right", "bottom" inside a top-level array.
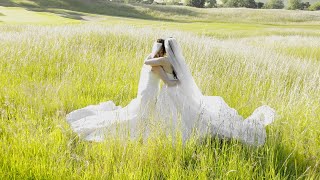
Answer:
[
  {"left": 66, "top": 55, "right": 161, "bottom": 141},
  {"left": 66, "top": 38, "right": 275, "bottom": 145}
]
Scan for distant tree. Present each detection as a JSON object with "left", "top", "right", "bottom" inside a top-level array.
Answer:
[
  {"left": 301, "top": 2, "right": 310, "bottom": 9},
  {"left": 245, "top": 0, "right": 257, "bottom": 8},
  {"left": 224, "top": 0, "right": 239, "bottom": 7},
  {"left": 263, "top": 0, "right": 284, "bottom": 9},
  {"left": 189, "top": 0, "right": 206, "bottom": 7},
  {"left": 224, "top": 0, "right": 257, "bottom": 8},
  {"left": 205, "top": 0, "right": 217, "bottom": 7},
  {"left": 288, "top": 0, "right": 302, "bottom": 9},
  {"left": 257, "top": 2, "right": 264, "bottom": 8},
  {"left": 308, "top": 2, "right": 320, "bottom": 11}
]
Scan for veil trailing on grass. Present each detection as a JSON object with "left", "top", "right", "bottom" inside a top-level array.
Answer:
[
  {"left": 159, "top": 38, "right": 276, "bottom": 145},
  {"left": 66, "top": 38, "right": 275, "bottom": 145},
  {"left": 165, "top": 38, "right": 202, "bottom": 100}
]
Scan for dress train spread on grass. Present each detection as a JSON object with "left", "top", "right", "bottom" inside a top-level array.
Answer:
[{"left": 66, "top": 38, "right": 275, "bottom": 145}]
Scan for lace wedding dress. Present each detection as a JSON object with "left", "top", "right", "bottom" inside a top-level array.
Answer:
[{"left": 66, "top": 38, "right": 276, "bottom": 145}]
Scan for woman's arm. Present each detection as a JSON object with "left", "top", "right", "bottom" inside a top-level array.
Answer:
[
  {"left": 151, "top": 66, "right": 178, "bottom": 87},
  {"left": 144, "top": 57, "right": 167, "bottom": 66}
]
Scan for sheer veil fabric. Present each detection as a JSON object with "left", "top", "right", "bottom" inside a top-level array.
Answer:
[
  {"left": 160, "top": 38, "right": 276, "bottom": 145},
  {"left": 157, "top": 87, "right": 275, "bottom": 145},
  {"left": 66, "top": 38, "right": 276, "bottom": 145},
  {"left": 66, "top": 42, "right": 163, "bottom": 141}
]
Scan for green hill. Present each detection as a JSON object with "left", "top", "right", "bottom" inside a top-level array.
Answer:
[
  {"left": 1, "top": 0, "right": 320, "bottom": 38},
  {"left": 1, "top": 0, "right": 320, "bottom": 24}
]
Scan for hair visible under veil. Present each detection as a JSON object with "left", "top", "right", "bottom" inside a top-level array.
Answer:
[{"left": 164, "top": 38, "right": 203, "bottom": 100}]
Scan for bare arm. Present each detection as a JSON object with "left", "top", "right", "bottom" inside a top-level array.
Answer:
[
  {"left": 151, "top": 66, "right": 178, "bottom": 86},
  {"left": 144, "top": 57, "right": 167, "bottom": 66}
]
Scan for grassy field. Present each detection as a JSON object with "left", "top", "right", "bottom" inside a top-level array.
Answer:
[{"left": 1, "top": 1, "right": 320, "bottom": 179}]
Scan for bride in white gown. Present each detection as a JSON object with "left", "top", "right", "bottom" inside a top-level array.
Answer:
[
  {"left": 66, "top": 39, "right": 166, "bottom": 141},
  {"left": 66, "top": 38, "right": 275, "bottom": 145}
]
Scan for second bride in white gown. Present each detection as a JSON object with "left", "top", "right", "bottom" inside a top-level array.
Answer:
[{"left": 66, "top": 38, "right": 276, "bottom": 145}]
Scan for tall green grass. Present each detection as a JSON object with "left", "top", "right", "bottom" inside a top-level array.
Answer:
[{"left": 0, "top": 24, "right": 319, "bottom": 179}]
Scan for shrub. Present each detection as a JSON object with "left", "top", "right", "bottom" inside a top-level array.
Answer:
[
  {"left": 245, "top": 0, "right": 257, "bottom": 8},
  {"left": 309, "top": 2, "right": 320, "bottom": 11},
  {"left": 288, "top": 0, "right": 302, "bottom": 10},
  {"left": 257, "top": 2, "right": 264, "bottom": 8},
  {"left": 224, "top": 0, "right": 257, "bottom": 8},
  {"left": 205, "top": 0, "right": 217, "bottom": 7},
  {"left": 263, "top": 0, "right": 284, "bottom": 9},
  {"left": 301, "top": 2, "right": 310, "bottom": 9},
  {"left": 189, "top": 0, "right": 206, "bottom": 7}
]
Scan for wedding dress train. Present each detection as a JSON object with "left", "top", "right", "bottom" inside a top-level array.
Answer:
[
  {"left": 157, "top": 85, "right": 275, "bottom": 145},
  {"left": 66, "top": 58, "right": 160, "bottom": 141},
  {"left": 153, "top": 38, "right": 275, "bottom": 145},
  {"left": 66, "top": 38, "right": 276, "bottom": 145}
]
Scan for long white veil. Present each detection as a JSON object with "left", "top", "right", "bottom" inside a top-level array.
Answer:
[
  {"left": 164, "top": 38, "right": 275, "bottom": 145},
  {"left": 164, "top": 38, "right": 203, "bottom": 100},
  {"left": 66, "top": 38, "right": 275, "bottom": 145}
]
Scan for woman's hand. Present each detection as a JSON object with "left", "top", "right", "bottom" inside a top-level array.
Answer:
[
  {"left": 145, "top": 57, "right": 167, "bottom": 66},
  {"left": 151, "top": 66, "right": 179, "bottom": 87},
  {"left": 151, "top": 66, "right": 161, "bottom": 74}
]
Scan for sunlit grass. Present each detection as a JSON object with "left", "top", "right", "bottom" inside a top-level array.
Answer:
[
  {"left": 1, "top": 4, "right": 320, "bottom": 38},
  {"left": 0, "top": 24, "right": 319, "bottom": 179},
  {"left": 0, "top": 2, "right": 320, "bottom": 179},
  {"left": 245, "top": 36, "right": 320, "bottom": 61},
  {"left": 0, "top": 6, "right": 79, "bottom": 24},
  {"left": 281, "top": 47, "right": 320, "bottom": 61}
]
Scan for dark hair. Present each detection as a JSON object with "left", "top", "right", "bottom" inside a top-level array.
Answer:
[
  {"left": 157, "top": 38, "right": 177, "bottom": 80},
  {"left": 157, "top": 38, "right": 166, "bottom": 54}
]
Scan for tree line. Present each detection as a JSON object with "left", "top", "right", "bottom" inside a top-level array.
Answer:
[
  {"left": 182, "top": 0, "right": 317, "bottom": 10},
  {"left": 115, "top": 0, "right": 320, "bottom": 10}
]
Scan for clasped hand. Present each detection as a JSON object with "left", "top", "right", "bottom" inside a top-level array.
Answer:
[{"left": 144, "top": 55, "right": 179, "bottom": 87}]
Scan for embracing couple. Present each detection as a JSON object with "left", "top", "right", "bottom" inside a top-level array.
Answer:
[{"left": 66, "top": 38, "right": 276, "bottom": 146}]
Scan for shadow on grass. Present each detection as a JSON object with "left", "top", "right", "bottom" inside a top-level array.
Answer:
[
  {"left": 31, "top": 8, "right": 87, "bottom": 21},
  {"left": 0, "top": 0, "right": 196, "bottom": 22},
  {"left": 53, "top": 10, "right": 86, "bottom": 21}
]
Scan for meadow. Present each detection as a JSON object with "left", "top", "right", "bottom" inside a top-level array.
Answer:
[{"left": 0, "top": 1, "right": 320, "bottom": 179}]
